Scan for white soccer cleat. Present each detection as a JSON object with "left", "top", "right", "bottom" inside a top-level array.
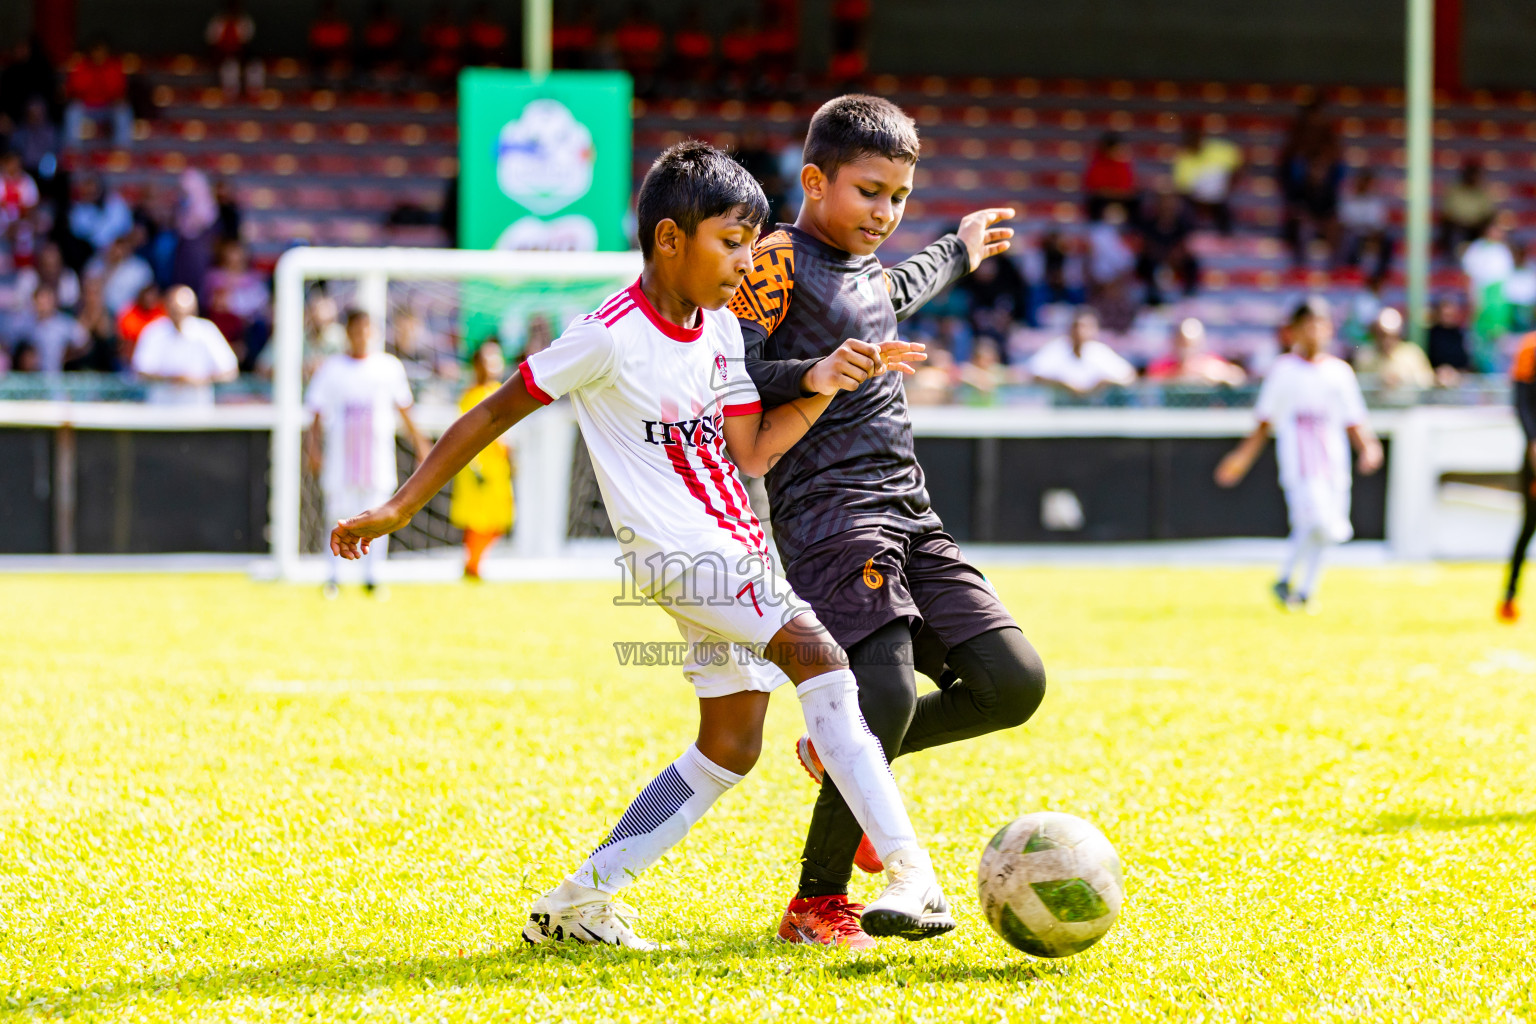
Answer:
[
  {"left": 522, "top": 880, "right": 660, "bottom": 951},
  {"left": 860, "top": 848, "right": 956, "bottom": 941}
]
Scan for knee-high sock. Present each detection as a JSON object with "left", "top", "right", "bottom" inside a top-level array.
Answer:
[
  {"left": 1296, "top": 528, "right": 1330, "bottom": 599},
  {"left": 569, "top": 744, "right": 741, "bottom": 894},
  {"left": 796, "top": 667, "right": 917, "bottom": 861}
]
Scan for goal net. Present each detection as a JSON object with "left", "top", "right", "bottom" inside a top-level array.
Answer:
[{"left": 270, "top": 247, "right": 643, "bottom": 580}]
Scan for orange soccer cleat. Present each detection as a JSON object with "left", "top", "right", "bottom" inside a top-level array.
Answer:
[
  {"left": 777, "top": 894, "right": 876, "bottom": 949},
  {"left": 1498, "top": 599, "right": 1519, "bottom": 623},
  {"left": 795, "top": 736, "right": 886, "bottom": 875}
]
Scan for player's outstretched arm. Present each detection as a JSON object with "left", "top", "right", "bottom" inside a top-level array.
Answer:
[
  {"left": 1215, "top": 423, "right": 1271, "bottom": 488},
  {"left": 331, "top": 375, "right": 543, "bottom": 558},
  {"left": 1348, "top": 424, "right": 1384, "bottom": 475},
  {"left": 726, "top": 339, "right": 926, "bottom": 477}
]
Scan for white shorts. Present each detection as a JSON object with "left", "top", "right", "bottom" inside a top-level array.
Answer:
[
  {"left": 1284, "top": 480, "right": 1353, "bottom": 545},
  {"left": 647, "top": 549, "right": 818, "bottom": 700}
]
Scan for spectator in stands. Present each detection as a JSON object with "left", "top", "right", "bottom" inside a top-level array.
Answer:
[
  {"left": 1426, "top": 295, "right": 1471, "bottom": 379},
  {"left": 1025, "top": 308, "right": 1136, "bottom": 395},
  {"left": 955, "top": 335, "right": 1006, "bottom": 403},
  {"left": 671, "top": 7, "right": 715, "bottom": 93},
  {"left": 1136, "top": 189, "right": 1200, "bottom": 306},
  {"left": 135, "top": 185, "right": 181, "bottom": 288},
  {"left": 1085, "top": 210, "right": 1139, "bottom": 332},
  {"left": 615, "top": 5, "right": 665, "bottom": 85},
  {"left": 68, "top": 275, "right": 121, "bottom": 372},
  {"left": 204, "top": 241, "right": 271, "bottom": 367},
  {"left": 1462, "top": 211, "right": 1515, "bottom": 312},
  {"left": 131, "top": 285, "right": 239, "bottom": 405},
  {"left": 1284, "top": 152, "right": 1342, "bottom": 269},
  {"left": 116, "top": 281, "right": 163, "bottom": 359},
  {"left": 358, "top": 0, "right": 406, "bottom": 76},
  {"left": 18, "top": 243, "right": 81, "bottom": 312},
  {"left": 1439, "top": 156, "right": 1497, "bottom": 258},
  {"left": 214, "top": 177, "right": 242, "bottom": 244},
  {"left": 0, "top": 150, "right": 40, "bottom": 228},
  {"left": 1084, "top": 132, "right": 1137, "bottom": 222},
  {"left": 1353, "top": 307, "right": 1433, "bottom": 393},
  {"left": 1336, "top": 168, "right": 1392, "bottom": 281},
  {"left": 1146, "top": 317, "right": 1246, "bottom": 385},
  {"left": 552, "top": 1, "right": 599, "bottom": 70},
  {"left": 63, "top": 40, "right": 132, "bottom": 148},
  {"left": 957, "top": 252, "right": 1029, "bottom": 355},
  {"left": 172, "top": 170, "right": 219, "bottom": 297},
  {"left": 207, "top": 0, "right": 263, "bottom": 97},
  {"left": 308, "top": 0, "right": 353, "bottom": 83},
  {"left": 904, "top": 346, "right": 955, "bottom": 406},
  {"left": 17, "top": 285, "right": 88, "bottom": 374},
  {"left": 1278, "top": 98, "right": 1342, "bottom": 265},
  {"left": 11, "top": 98, "right": 60, "bottom": 181},
  {"left": 1030, "top": 230, "right": 1086, "bottom": 307},
  {"left": 1, "top": 37, "right": 57, "bottom": 130},
  {"left": 1506, "top": 241, "right": 1536, "bottom": 331},
  {"left": 422, "top": 2, "right": 465, "bottom": 82},
  {"left": 67, "top": 173, "right": 134, "bottom": 257},
  {"left": 205, "top": 287, "right": 248, "bottom": 365},
  {"left": 1172, "top": 117, "right": 1242, "bottom": 235},
  {"left": 829, "top": 0, "right": 871, "bottom": 83},
  {"left": 87, "top": 232, "right": 154, "bottom": 315},
  {"left": 466, "top": 2, "right": 513, "bottom": 67},
  {"left": 8, "top": 341, "right": 38, "bottom": 373}
]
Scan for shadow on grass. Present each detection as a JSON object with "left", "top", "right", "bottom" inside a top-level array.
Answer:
[
  {"left": 1356, "top": 810, "right": 1536, "bottom": 834},
  {"left": 16, "top": 931, "right": 1069, "bottom": 1015}
]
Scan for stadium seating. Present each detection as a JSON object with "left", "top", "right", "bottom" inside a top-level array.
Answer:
[{"left": 63, "top": 59, "right": 1536, "bottom": 362}]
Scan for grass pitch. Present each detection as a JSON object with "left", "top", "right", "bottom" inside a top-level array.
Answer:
[{"left": 3, "top": 565, "right": 1535, "bottom": 1022}]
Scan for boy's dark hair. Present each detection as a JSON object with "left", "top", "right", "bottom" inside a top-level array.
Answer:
[
  {"left": 344, "top": 307, "right": 370, "bottom": 327},
  {"left": 636, "top": 140, "right": 770, "bottom": 260},
  {"left": 802, "top": 94, "right": 920, "bottom": 179},
  {"left": 1289, "top": 295, "right": 1331, "bottom": 326}
]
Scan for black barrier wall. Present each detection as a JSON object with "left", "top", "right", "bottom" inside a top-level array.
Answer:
[{"left": 0, "top": 428, "right": 1387, "bottom": 554}]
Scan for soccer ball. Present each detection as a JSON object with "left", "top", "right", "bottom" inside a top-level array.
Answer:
[{"left": 977, "top": 811, "right": 1123, "bottom": 958}]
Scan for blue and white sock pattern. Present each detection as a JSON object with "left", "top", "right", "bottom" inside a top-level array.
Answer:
[
  {"left": 593, "top": 765, "right": 695, "bottom": 853},
  {"left": 570, "top": 744, "right": 742, "bottom": 894}
]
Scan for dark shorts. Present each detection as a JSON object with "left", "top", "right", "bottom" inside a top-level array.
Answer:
[{"left": 784, "top": 524, "right": 1018, "bottom": 681}]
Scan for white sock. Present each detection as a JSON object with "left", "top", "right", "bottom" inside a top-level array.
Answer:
[
  {"left": 568, "top": 744, "right": 742, "bottom": 894},
  {"left": 1297, "top": 529, "right": 1330, "bottom": 599},
  {"left": 796, "top": 668, "right": 918, "bottom": 861}
]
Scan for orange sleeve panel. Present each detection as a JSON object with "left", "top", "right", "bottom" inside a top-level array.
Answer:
[
  {"left": 728, "top": 229, "right": 795, "bottom": 336},
  {"left": 1513, "top": 333, "right": 1536, "bottom": 383}
]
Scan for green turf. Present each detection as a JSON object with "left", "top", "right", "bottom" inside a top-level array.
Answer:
[{"left": 3, "top": 566, "right": 1535, "bottom": 1022}]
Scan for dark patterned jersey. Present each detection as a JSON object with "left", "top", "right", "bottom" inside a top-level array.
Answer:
[{"left": 730, "top": 223, "right": 969, "bottom": 561}]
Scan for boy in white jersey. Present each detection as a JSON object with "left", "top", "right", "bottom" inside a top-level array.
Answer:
[
  {"left": 1216, "top": 298, "right": 1383, "bottom": 609},
  {"left": 330, "top": 142, "right": 951, "bottom": 949},
  {"left": 305, "top": 309, "right": 429, "bottom": 595}
]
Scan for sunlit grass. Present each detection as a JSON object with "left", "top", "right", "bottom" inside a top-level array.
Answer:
[{"left": 3, "top": 566, "right": 1534, "bottom": 1022}]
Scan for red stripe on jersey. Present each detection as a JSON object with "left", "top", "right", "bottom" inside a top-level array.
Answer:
[
  {"left": 662, "top": 435, "right": 757, "bottom": 553},
  {"left": 696, "top": 429, "right": 766, "bottom": 553},
  {"left": 595, "top": 291, "right": 630, "bottom": 319},
  {"left": 602, "top": 301, "right": 636, "bottom": 327},
  {"left": 722, "top": 400, "right": 762, "bottom": 417},
  {"left": 518, "top": 360, "right": 554, "bottom": 405},
  {"left": 627, "top": 280, "right": 703, "bottom": 342},
  {"left": 717, "top": 435, "right": 767, "bottom": 550}
]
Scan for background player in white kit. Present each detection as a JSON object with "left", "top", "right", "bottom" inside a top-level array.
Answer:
[
  {"left": 1216, "top": 298, "right": 1383, "bottom": 610},
  {"left": 304, "top": 309, "right": 429, "bottom": 595},
  {"left": 329, "top": 142, "right": 950, "bottom": 949}
]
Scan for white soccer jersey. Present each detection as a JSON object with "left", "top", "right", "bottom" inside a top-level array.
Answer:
[
  {"left": 520, "top": 280, "right": 771, "bottom": 590},
  {"left": 305, "top": 352, "right": 414, "bottom": 499},
  {"left": 1254, "top": 352, "right": 1367, "bottom": 493}
]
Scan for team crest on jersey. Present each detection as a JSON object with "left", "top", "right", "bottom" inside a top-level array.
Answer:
[{"left": 714, "top": 352, "right": 728, "bottom": 382}]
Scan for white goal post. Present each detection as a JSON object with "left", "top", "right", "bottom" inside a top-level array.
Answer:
[{"left": 270, "top": 246, "right": 643, "bottom": 580}]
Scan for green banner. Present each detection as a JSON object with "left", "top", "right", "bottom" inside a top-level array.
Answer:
[{"left": 458, "top": 69, "right": 633, "bottom": 251}]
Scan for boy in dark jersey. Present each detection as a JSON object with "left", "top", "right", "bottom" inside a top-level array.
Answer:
[
  {"left": 729, "top": 94, "right": 1048, "bottom": 948},
  {"left": 1499, "top": 331, "right": 1536, "bottom": 622}
]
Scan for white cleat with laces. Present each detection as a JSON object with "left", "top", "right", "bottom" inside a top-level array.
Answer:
[
  {"left": 522, "top": 880, "right": 661, "bottom": 951},
  {"left": 859, "top": 848, "right": 956, "bottom": 941}
]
